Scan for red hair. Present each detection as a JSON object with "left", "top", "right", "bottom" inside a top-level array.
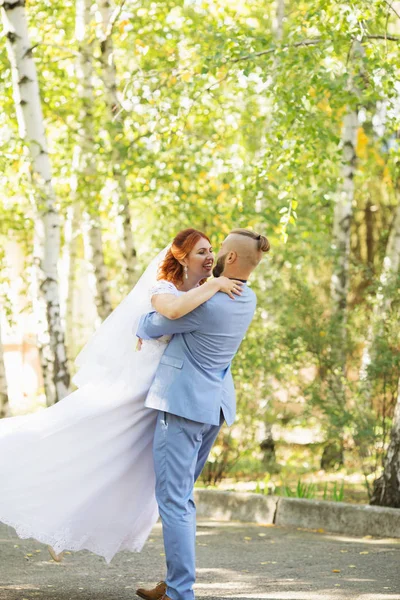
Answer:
[{"left": 157, "top": 228, "right": 211, "bottom": 286}]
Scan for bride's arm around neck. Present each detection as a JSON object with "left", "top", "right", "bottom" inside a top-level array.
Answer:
[{"left": 151, "top": 277, "right": 240, "bottom": 320}]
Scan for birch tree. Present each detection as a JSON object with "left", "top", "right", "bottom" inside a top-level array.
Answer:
[
  {"left": 371, "top": 378, "right": 400, "bottom": 507},
  {"left": 330, "top": 108, "right": 358, "bottom": 320},
  {"left": 76, "top": 0, "right": 112, "bottom": 320},
  {"left": 64, "top": 201, "right": 81, "bottom": 360},
  {"left": 331, "top": 39, "right": 363, "bottom": 324},
  {"left": 97, "top": 0, "right": 137, "bottom": 288},
  {"left": 1, "top": 0, "right": 70, "bottom": 403},
  {"left": 259, "top": 0, "right": 285, "bottom": 467},
  {"left": 323, "top": 41, "right": 361, "bottom": 467}
]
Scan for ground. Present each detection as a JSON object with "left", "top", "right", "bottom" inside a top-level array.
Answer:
[{"left": 0, "top": 520, "right": 399, "bottom": 600}]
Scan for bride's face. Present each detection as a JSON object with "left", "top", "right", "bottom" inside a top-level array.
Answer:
[{"left": 185, "top": 237, "right": 214, "bottom": 280}]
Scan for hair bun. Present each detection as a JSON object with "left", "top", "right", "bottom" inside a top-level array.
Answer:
[{"left": 258, "top": 235, "right": 270, "bottom": 253}]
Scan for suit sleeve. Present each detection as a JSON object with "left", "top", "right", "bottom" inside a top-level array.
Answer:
[{"left": 136, "top": 306, "right": 203, "bottom": 340}]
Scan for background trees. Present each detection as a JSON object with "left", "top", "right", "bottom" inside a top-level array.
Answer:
[{"left": 1, "top": 0, "right": 400, "bottom": 505}]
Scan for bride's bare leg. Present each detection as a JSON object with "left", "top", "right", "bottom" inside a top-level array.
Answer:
[{"left": 47, "top": 546, "right": 64, "bottom": 562}]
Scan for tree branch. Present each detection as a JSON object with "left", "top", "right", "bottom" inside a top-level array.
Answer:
[
  {"left": 230, "top": 38, "right": 323, "bottom": 64},
  {"left": 228, "top": 34, "right": 399, "bottom": 65},
  {"left": 104, "top": 0, "right": 128, "bottom": 42},
  {"left": 382, "top": 0, "right": 400, "bottom": 21},
  {"left": 366, "top": 34, "right": 400, "bottom": 41}
]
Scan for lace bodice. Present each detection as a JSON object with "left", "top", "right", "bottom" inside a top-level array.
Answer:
[
  {"left": 141, "top": 280, "right": 182, "bottom": 350},
  {"left": 150, "top": 280, "right": 180, "bottom": 298}
]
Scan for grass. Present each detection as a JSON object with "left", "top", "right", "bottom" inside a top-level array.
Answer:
[{"left": 197, "top": 443, "right": 371, "bottom": 504}]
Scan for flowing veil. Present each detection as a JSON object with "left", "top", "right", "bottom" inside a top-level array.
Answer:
[
  {"left": 73, "top": 245, "right": 169, "bottom": 388},
  {"left": 0, "top": 246, "right": 171, "bottom": 563}
]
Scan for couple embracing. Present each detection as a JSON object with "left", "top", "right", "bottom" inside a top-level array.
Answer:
[{"left": 0, "top": 227, "right": 269, "bottom": 600}]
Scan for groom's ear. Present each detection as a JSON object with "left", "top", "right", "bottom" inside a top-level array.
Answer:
[{"left": 226, "top": 250, "right": 238, "bottom": 264}]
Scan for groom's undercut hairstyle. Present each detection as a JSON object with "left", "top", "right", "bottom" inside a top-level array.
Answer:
[{"left": 228, "top": 228, "right": 270, "bottom": 266}]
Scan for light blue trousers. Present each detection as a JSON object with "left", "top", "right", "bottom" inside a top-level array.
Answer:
[{"left": 153, "top": 410, "right": 224, "bottom": 600}]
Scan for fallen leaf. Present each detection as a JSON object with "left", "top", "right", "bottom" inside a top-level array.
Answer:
[
  {"left": 317, "top": 528, "right": 325, "bottom": 533},
  {"left": 258, "top": 533, "right": 266, "bottom": 537},
  {"left": 35, "top": 550, "right": 41, "bottom": 553},
  {"left": 332, "top": 569, "right": 340, "bottom": 573},
  {"left": 348, "top": 565, "right": 356, "bottom": 568},
  {"left": 26, "top": 553, "right": 33, "bottom": 557},
  {"left": 340, "top": 550, "right": 348, "bottom": 553},
  {"left": 244, "top": 537, "right": 252, "bottom": 541},
  {"left": 359, "top": 551, "right": 369, "bottom": 555}
]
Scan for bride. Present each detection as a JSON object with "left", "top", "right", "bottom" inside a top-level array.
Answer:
[{"left": 0, "top": 228, "right": 242, "bottom": 564}]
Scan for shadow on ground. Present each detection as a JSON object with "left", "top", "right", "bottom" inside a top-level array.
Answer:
[{"left": 1, "top": 520, "right": 399, "bottom": 600}]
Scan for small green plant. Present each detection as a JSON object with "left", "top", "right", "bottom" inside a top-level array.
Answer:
[
  {"left": 263, "top": 473, "right": 271, "bottom": 495},
  {"left": 323, "top": 482, "right": 328, "bottom": 500},
  {"left": 322, "top": 481, "right": 345, "bottom": 502},
  {"left": 331, "top": 480, "right": 345, "bottom": 502},
  {"left": 283, "top": 479, "right": 316, "bottom": 499}
]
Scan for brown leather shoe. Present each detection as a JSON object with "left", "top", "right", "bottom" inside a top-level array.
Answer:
[
  {"left": 136, "top": 581, "right": 166, "bottom": 600},
  {"left": 160, "top": 596, "right": 172, "bottom": 600}
]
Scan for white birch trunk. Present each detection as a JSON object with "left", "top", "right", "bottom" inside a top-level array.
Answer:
[
  {"left": 330, "top": 108, "right": 359, "bottom": 318},
  {"left": 84, "top": 212, "right": 113, "bottom": 321},
  {"left": 0, "top": 320, "right": 9, "bottom": 418},
  {"left": 272, "top": 0, "right": 285, "bottom": 42},
  {"left": 64, "top": 202, "right": 81, "bottom": 357},
  {"left": 371, "top": 378, "right": 400, "bottom": 507},
  {"left": 76, "top": 0, "right": 112, "bottom": 319},
  {"left": 1, "top": 0, "right": 70, "bottom": 403},
  {"left": 325, "top": 44, "right": 361, "bottom": 465},
  {"left": 331, "top": 41, "right": 364, "bottom": 321},
  {"left": 30, "top": 223, "right": 56, "bottom": 406},
  {"left": 97, "top": 0, "right": 137, "bottom": 288}
]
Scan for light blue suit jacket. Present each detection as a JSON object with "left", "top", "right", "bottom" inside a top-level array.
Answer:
[{"left": 136, "top": 285, "right": 257, "bottom": 426}]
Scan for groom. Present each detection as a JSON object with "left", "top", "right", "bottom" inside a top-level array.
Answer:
[{"left": 135, "top": 229, "right": 270, "bottom": 600}]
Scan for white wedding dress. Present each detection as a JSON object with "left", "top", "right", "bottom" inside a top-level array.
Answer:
[{"left": 0, "top": 279, "right": 180, "bottom": 564}]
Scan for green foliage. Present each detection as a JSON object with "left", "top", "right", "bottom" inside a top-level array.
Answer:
[
  {"left": 283, "top": 479, "right": 317, "bottom": 499},
  {"left": 1, "top": 0, "right": 400, "bottom": 498}
]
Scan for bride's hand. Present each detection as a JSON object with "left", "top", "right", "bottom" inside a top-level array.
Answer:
[
  {"left": 216, "top": 277, "right": 244, "bottom": 299},
  {"left": 136, "top": 337, "right": 143, "bottom": 351}
]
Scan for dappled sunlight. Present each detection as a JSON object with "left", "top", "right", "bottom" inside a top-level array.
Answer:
[
  {"left": 320, "top": 533, "right": 400, "bottom": 546},
  {"left": 0, "top": 584, "right": 41, "bottom": 591},
  {"left": 220, "top": 594, "right": 396, "bottom": 600},
  {"left": 196, "top": 529, "right": 221, "bottom": 537},
  {"left": 1, "top": 520, "right": 399, "bottom": 599},
  {"left": 1, "top": 0, "right": 400, "bottom": 599}
]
